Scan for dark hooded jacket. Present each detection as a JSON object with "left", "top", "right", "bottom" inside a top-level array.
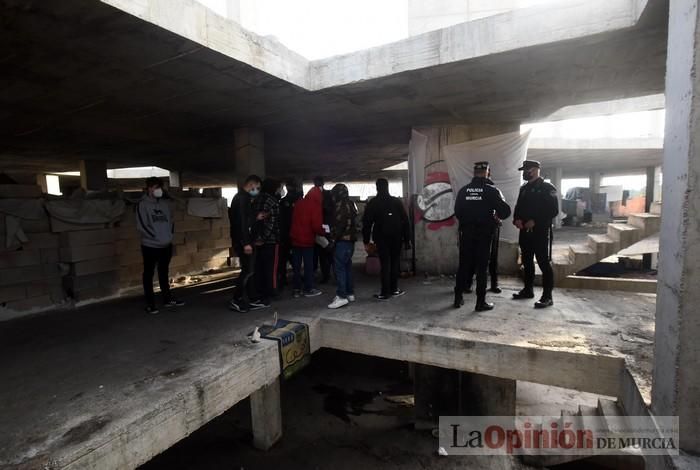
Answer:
[{"left": 330, "top": 184, "right": 358, "bottom": 242}]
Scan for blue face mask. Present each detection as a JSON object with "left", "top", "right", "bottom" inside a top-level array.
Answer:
[{"left": 249, "top": 188, "right": 260, "bottom": 197}]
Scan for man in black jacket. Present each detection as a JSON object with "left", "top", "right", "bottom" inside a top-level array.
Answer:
[
  {"left": 512, "top": 160, "right": 559, "bottom": 308},
  {"left": 454, "top": 162, "right": 511, "bottom": 311},
  {"left": 363, "top": 178, "right": 410, "bottom": 300},
  {"left": 278, "top": 179, "right": 301, "bottom": 290},
  {"left": 228, "top": 174, "right": 262, "bottom": 312}
]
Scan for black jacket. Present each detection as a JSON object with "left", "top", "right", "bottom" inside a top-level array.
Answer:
[
  {"left": 279, "top": 191, "right": 301, "bottom": 244},
  {"left": 454, "top": 177, "right": 511, "bottom": 230},
  {"left": 362, "top": 193, "right": 409, "bottom": 244},
  {"left": 229, "top": 191, "right": 254, "bottom": 246},
  {"left": 513, "top": 177, "right": 559, "bottom": 232}
]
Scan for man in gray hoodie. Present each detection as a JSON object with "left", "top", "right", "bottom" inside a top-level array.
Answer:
[{"left": 136, "top": 177, "right": 184, "bottom": 314}]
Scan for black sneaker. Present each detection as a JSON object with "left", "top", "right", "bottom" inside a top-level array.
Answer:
[
  {"left": 374, "top": 294, "right": 391, "bottom": 301},
  {"left": 512, "top": 290, "right": 535, "bottom": 300},
  {"left": 489, "top": 286, "right": 502, "bottom": 294},
  {"left": 303, "top": 289, "right": 323, "bottom": 297},
  {"left": 292, "top": 289, "right": 302, "bottom": 298},
  {"left": 228, "top": 300, "right": 249, "bottom": 313},
  {"left": 475, "top": 301, "right": 494, "bottom": 312},
  {"left": 534, "top": 298, "right": 554, "bottom": 309},
  {"left": 392, "top": 289, "right": 406, "bottom": 297},
  {"left": 164, "top": 299, "right": 185, "bottom": 308},
  {"left": 249, "top": 300, "right": 271, "bottom": 310},
  {"left": 145, "top": 305, "right": 159, "bottom": 315},
  {"left": 454, "top": 297, "right": 464, "bottom": 309}
]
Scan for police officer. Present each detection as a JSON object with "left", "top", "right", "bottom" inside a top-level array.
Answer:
[
  {"left": 512, "top": 160, "right": 559, "bottom": 308},
  {"left": 454, "top": 162, "right": 511, "bottom": 311},
  {"left": 464, "top": 166, "right": 503, "bottom": 294}
]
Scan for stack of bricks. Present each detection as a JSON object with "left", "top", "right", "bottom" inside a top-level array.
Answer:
[
  {"left": 116, "top": 198, "right": 233, "bottom": 290},
  {"left": 60, "top": 228, "right": 119, "bottom": 301},
  {"left": 0, "top": 184, "right": 64, "bottom": 316}
]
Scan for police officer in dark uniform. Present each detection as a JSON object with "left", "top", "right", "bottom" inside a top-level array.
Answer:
[
  {"left": 464, "top": 166, "right": 503, "bottom": 294},
  {"left": 454, "top": 162, "right": 511, "bottom": 311},
  {"left": 512, "top": 160, "right": 559, "bottom": 308}
]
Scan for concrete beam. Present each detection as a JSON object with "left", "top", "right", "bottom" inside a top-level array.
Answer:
[
  {"left": 321, "top": 318, "right": 626, "bottom": 397},
  {"left": 250, "top": 377, "right": 283, "bottom": 451}
]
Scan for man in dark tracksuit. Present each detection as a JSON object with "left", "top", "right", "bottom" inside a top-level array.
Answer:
[
  {"left": 512, "top": 160, "right": 559, "bottom": 309},
  {"left": 363, "top": 178, "right": 410, "bottom": 300},
  {"left": 136, "top": 177, "right": 185, "bottom": 314},
  {"left": 278, "top": 179, "right": 301, "bottom": 290},
  {"left": 313, "top": 176, "right": 333, "bottom": 284},
  {"left": 252, "top": 178, "right": 281, "bottom": 307},
  {"left": 228, "top": 175, "right": 262, "bottom": 313},
  {"left": 454, "top": 162, "right": 511, "bottom": 311},
  {"left": 464, "top": 169, "right": 503, "bottom": 294}
]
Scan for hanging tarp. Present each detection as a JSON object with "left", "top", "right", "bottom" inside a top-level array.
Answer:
[
  {"left": 45, "top": 199, "right": 125, "bottom": 226},
  {"left": 408, "top": 129, "right": 428, "bottom": 196},
  {"left": 187, "top": 197, "right": 227, "bottom": 218},
  {"left": 443, "top": 130, "right": 531, "bottom": 241}
]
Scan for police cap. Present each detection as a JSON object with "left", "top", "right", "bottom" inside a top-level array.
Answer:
[
  {"left": 474, "top": 161, "right": 489, "bottom": 171},
  {"left": 517, "top": 160, "right": 541, "bottom": 171}
]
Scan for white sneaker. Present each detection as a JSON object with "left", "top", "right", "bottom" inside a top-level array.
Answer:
[
  {"left": 328, "top": 296, "right": 350, "bottom": 309},
  {"left": 347, "top": 295, "right": 356, "bottom": 302}
]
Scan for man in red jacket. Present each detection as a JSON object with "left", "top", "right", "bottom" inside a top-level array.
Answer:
[{"left": 290, "top": 185, "right": 325, "bottom": 297}]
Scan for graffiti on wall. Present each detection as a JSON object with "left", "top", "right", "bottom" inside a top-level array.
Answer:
[{"left": 415, "top": 171, "right": 456, "bottom": 231}]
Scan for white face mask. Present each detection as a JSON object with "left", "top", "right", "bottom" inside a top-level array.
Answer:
[
  {"left": 249, "top": 188, "right": 260, "bottom": 197},
  {"left": 153, "top": 188, "right": 163, "bottom": 198}
]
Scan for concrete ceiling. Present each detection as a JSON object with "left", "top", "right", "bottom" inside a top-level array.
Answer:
[{"left": 0, "top": 0, "right": 668, "bottom": 184}]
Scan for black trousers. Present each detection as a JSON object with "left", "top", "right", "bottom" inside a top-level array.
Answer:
[
  {"left": 255, "top": 243, "right": 279, "bottom": 302},
  {"left": 142, "top": 244, "right": 172, "bottom": 306},
  {"left": 465, "top": 228, "right": 499, "bottom": 289},
  {"left": 314, "top": 244, "right": 332, "bottom": 281},
  {"left": 519, "top": 228, "right": 553, "bottom": 298},
  {"left": 455, "top": 227, "right": 493, "bottom": 303},
  {"left": 233, "top": 243, "right": 257, "bottom": 308},
  {"left": 277, "top": 241, "right": 291, "bottom": 288},
  {"left": 377, "top": 237, "right": 402, "bottom": 296}
]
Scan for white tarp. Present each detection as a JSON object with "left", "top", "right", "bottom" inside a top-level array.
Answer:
[
  {"left": 443, "top": 130, "right": 531, "bottom": 241},
  {"left": 408, "top": 129, "right": 428, "bottom": 195}
]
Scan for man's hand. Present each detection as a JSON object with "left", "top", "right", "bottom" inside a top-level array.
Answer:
[
  {"left": 524, "top": 220, "right": 535, "bottom": 230},
  {"left": 256, "top": 212, "right": 269, "bottom": 221},
  {"left": 364, "top": 243, "right": 371, "bottom": 253},
  {"left": 243, "top": 244, "right": 253, "bottom": 255},
  {"left": 514, "top": 219, "right": 524, "bottom": 230}
]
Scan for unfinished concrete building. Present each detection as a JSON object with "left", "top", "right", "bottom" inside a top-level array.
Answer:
[{"left": 0, "top": 0, "right": 698, "bottom": 469}]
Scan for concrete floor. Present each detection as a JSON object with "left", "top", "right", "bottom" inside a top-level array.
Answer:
[{"left": 0, "top": 270, "right": 656, "bottom": 468}]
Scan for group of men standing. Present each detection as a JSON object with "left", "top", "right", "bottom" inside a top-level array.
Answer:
[{"left": 453, "top": 160, "right": 559, "bottom": 312}]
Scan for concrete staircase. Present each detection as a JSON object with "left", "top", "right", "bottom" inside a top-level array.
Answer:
[
  {"left": 522, "top": 399, "right": 644, "bottom": 469},
  {"left": 553, "top": 213, "right": 661, "bottom": 283}
]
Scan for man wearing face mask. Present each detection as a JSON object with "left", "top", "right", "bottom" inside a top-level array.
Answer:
[
  {"left": 228, "top": 175, "right": 262, "bottom": 313},
  {"left": 136, "top": 177, "right": 184, "bottom": 314},
  {"left": 512, "top": 160, "right": 559, "bottom": 308}
]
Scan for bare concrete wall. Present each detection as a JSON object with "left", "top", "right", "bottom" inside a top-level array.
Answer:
[{"left": 652, "top": 0, "right": 700, "bottom": 454}]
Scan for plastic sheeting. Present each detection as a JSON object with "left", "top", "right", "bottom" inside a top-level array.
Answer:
[
  {"left": 0, "top": 199, "right": 47, "bottom": 249},
  {"left": 408, "top": 129, "right": 428, "bottom": 195},
  {"left": 45, "top": 199, "right": 125, "bottom": 226},
  {"left": 443, "top": 130, "right": 531, "bottom": 241},
  {"left": 187, "top": 197, "right": 227, "bottom": 218}
]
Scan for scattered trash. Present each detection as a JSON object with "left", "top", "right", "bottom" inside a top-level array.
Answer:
[
  {"left": 251, "top": 327, "right": 261, "bottom": 343},
  {"left": 437, "top": 446, "right": 448, "bottom": 456}
]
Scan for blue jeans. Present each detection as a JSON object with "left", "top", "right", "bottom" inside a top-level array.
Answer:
[
  {"left": 334, "top": 241, "right": 355, "bottom": 298},
  {"left": 291, "top": 247, "right": 315, "bottom": 292}
]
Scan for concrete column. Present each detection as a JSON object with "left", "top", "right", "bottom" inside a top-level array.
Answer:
[
  {"left": 79, "top": 160, "right": 107, "bottom": 191},
  {"left": 652, "top": 0, "right": 700, "bottom": 454},
  {"left": 413, "top": 364, "right": 515, "bottom": 429},
  {"left": 169, "top": 171, "right": 182, "bottom": 188},
  {"left": 644, "top": 166, "right": 660, "bottom": 212},
  {"left": 36, "top": 174, "right": 48, "bottom": 193},
  {"left": 234, "top": 128, "right": 265, "bottom": 189},
  {"left": 589, "top": 170, "right": 601, "bottom": 194},
  {"left": 551, "top": 167, "right": 563, "bottom": 228},
  {"left": 250, "top": 378, "right": 282, "bottom": 450}
]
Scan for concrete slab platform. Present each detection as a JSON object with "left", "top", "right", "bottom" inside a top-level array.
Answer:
[{"left": 0, "top": 272, "right": 655, "bottom": 469}]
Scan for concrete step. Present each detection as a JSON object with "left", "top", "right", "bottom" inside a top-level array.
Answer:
[
  {"left": 587, "top": 234, "right": 618, "bottom": 259},
  {"left": 597, "top": 398, "right": 629, "bottom": 436},
  {"left": 568, "top": 244, "right": 597, "bottom": 270},
  {"left": 628, "top": 213, "right": 661, "bottom": 237},
  {"left": 558, "top": 276, "right": 657, "bottom": 293},
  {"left": 607, "top": 223, "right": 641, "bottom": 247}
]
